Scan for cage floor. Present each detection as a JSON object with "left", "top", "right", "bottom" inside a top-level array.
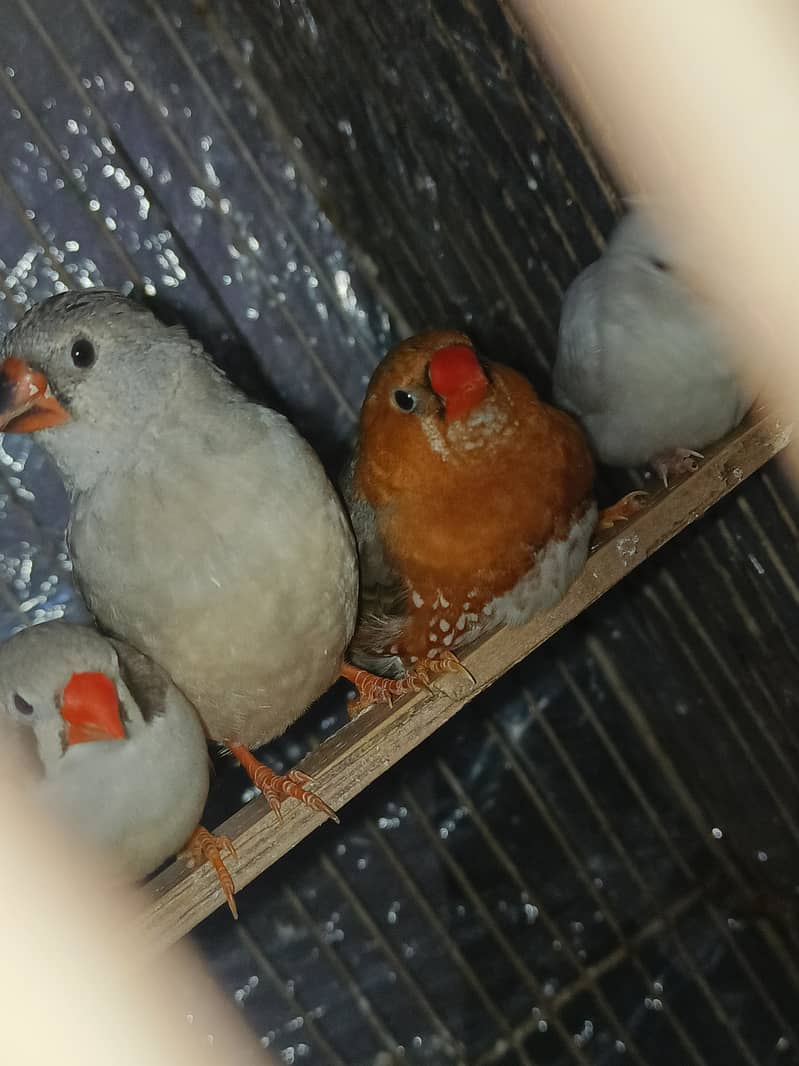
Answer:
[{"left": 0, "top": 2, "right": 797, "bottom": 1064}]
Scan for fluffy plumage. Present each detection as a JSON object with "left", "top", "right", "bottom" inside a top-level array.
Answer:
[
  {"left": 553, "top": 209, "right": 754, "bottom": 469},
  {"left": 343, "top": 330, "right": 595, "bottom": 681},
  {"left": 0, "top": 621, "right": 209, "bottom": 879},
  {"left": 0, "top": 291, "right": 358, "bottom": 751}
]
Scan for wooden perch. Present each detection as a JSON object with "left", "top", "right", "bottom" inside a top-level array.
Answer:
[{"left": 136, "top": 406, "right": 792, "bottom": 952}]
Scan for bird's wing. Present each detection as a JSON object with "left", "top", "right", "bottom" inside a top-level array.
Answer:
[
  {"left": 553, "top": 261, "right": 609, "bottom": 417},
  {"left": 340, "top": 453, "right": 408, "bottom": 677},
  {"left": 109, "top": 639, "right": 170, "bottom": 723}
]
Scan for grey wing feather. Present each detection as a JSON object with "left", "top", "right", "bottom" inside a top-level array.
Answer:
[
  {"left": 111, "top": 638, "right": 214, "bottom": 772},
  {"left": 340, "top": 452, "right": 408, "bottom": 678},
  {"left": 553, "top": 261, "right": 608, "bottom": 417},
  {"left": 110, "top": 639, "right": 171, "bottom": 723}
]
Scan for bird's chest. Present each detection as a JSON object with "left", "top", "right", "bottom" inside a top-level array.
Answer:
[
  {"left": 381, "top": 502, "right": 596, "bottom": 666},
  {"left": 373, "top": 493, "right": 538, "bottom": 662},
  {"left": 67, "top": 469, "right": 251, "bottom": 653}
]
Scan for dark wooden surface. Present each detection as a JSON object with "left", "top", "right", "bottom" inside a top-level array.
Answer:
[{"left": 0, "top": 2, "right": 798, "bottom": 1064}]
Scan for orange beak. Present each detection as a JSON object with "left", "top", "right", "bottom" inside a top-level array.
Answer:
[
  {"left": 61, "top": 671, "right": 125, "bottom": 746},
  {"left": 429, "top": 344, "right": 489, "bottom": 421},
  {"left": 0, "top": 357, "right": 69, "bottom": 433}
]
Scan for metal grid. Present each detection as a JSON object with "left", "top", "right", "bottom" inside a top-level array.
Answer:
[
  {"left": 190, "top": 548, "right": 799, "bottom": 1063},
  {"left": 0, "top": 2, "right": 797, "bottom": 1063}
]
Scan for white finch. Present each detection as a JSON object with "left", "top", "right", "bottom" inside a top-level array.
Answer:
[
  {"left": 553, "top": 208, "right": 754, "bottom": 483},
  {"left": 0, "top": 291, "right": 358, "bottom": 820},
  {"left": 0, "top": 621, "right": 239, "bottom": 914}
]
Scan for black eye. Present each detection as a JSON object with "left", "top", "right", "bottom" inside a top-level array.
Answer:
[
  {"left": 70, "top": 338, "right": 96, "bottom": 368},
  {"left": 650, "top": 257, "right": 670, "bottom": 272},
  {"left": 13, "top": 693, "right": 33, "bottom": 716},
  {"left": 392, "top": 389, "right": 417, "bottom": 413}
]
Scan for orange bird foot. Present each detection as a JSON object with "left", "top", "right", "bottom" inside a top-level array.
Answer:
[
  {"left": 652, "top": 448, "right": 704, "bottom": 487},
  {"left": 341, "top": 651, "right": 473, "bottom": 717},
  {"left": 226, "top": 741, "right": 339, "bottom": 825},
  {"left": 596, "top": 490, "right": 649, "bottom": 532},
  {"left": 182, "top": 825, "right": 238, "bottom": 919}
]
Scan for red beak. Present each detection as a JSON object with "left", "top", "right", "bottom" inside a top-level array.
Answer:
[
  {"left": 429, "top": 344, "right": 489, "bottom": 421},
  {"left": 0, "top": 357, "right": 70, "bottom": 433},
  {"left": 61, "top": 672, "right": 125, "bottom": 746}
]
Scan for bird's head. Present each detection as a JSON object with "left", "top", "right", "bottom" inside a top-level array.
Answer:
[
  {"left": 0, "top": 290, "right": 201, "bottom": 486},
  {"left": 364, "top": 330, "right": 489, "bottom": 425},
  {"left": 0, "top": 622, "right": 127, "bottom": 776},
  {"left": 357, "top": 330, "right": 524, "bottom": 498}
]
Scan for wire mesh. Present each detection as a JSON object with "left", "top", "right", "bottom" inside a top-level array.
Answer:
[{"left": 0, "top": 2, "right": 797, "bottom": 1064}]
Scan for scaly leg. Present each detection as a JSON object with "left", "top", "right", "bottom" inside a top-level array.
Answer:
[
  {"left": 227, "top": 741, "right": 339, "bottom": 825},
  {"left": 596, "top": 490, "right": 649, "bottom": 532},
  {"left": 341, "top": 651, "right": 474, "bottom": 718},
  {"left": 181, "top": 825, "right": 238, "bottom": 919},
  {"left": 652, "top": 448, "right": 704, "bottom": 487}
]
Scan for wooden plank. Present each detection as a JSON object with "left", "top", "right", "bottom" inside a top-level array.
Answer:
[{"left": 135, "top": 406, "right": 792, "bottom": 951}]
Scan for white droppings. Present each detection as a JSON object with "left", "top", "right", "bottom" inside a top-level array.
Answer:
[
  {"left": 334, "top": 269, "right": 358, "bottom": 313},
  {"left": 616, "top": 533, "right": 639, "bottom": 567},
  {"left": 439, "top": 618, "right": 450, "bottom": 632},
  {"left": 771, "top": 422, "right": 794, "bottom": 453},
  {"left": 411, "top": 590, "right": 424, "bottom": 608},
  {"left": 429, "top": 632, "right": 438, "bottom": 643},
  {"left": 442, "top": 632, "right": 454, "bottom": 646}
]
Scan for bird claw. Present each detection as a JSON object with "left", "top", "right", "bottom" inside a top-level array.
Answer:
[
  {"left": 181, "top": 825, "right": 238, "bottom": 919},
  {"left": 423, "top": 649, "right": 476, "bottom": 687},
  {"left": 652, "top": 448, "right": 704, "bottom": 487},
  {"left": 595, "top": 490, "right": 649, "bottom": 533},
  {"left": 341, "top": 652, "right": 474, "bottom": 716},
  {"left": 341, "top": 662, "right": 425, "bottom": 716},
  {"left": 226, "top": 742, "right": 339, "bottom": 826}
]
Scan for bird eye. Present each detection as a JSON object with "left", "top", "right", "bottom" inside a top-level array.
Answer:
[
  {"left": 13, "top": 693, "right": 33, "bottom": 716},
  {"left": 392, "top": 389, "right": 417, "bottom": 413},
  {"left": 650, "top": 257, "right": 670, "bottom": 272},
  {"left": 70, "top": 338, "right": 96, "bottom": 369}
]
